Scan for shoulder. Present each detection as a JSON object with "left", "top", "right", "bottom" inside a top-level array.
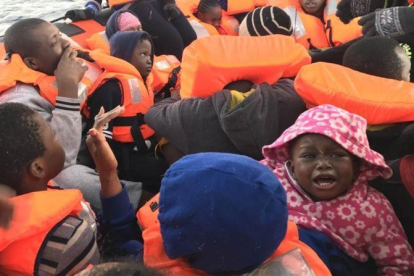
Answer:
[{"left": 38, "top": 215, "right": 99, "bottom": 275}]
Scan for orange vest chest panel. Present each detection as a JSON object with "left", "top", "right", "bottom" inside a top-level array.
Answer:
[
  {"left": 0, "top": 189, "right": 84, "bottom": 275},
  {"left": 136, "top": 194, "right": 331, "bottom": 276},
  {"left": 0, "top": 54, "right": 102, "bottom": 105},
  {"left": 85, "top": 52, "right": 155, "bottom": 142}
]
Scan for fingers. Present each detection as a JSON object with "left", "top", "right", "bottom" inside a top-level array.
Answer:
[
  {"left": 92, "top": 105, "right": 125, "bottom": 131},
  {"left": 358, "top": 12, "right": 375, "bottom": 26}
]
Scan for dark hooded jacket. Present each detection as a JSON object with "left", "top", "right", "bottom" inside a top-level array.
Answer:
[{"left": 145, "top": 79, "right": 306, "bottom": 160}]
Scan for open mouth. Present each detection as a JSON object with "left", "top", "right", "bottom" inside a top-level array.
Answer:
[
  {"left": 313, "top": 176, "right": 336, "bottom": 189},
  {"left": 305, "top": 2, "right": 316, "bottom": 8}
]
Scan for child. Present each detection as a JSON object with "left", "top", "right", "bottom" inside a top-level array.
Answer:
[
  {"left": 299, "top": 0, "right": 326, "bottom": 21},
  {"left": 0, "top": 103, "right": 99, "bottom": 274},
  {"left": 83, "top": 31, "right": 168, "bottom": 192},
  {"left": 262, "top": 104, "right": 414, "bottom": 275},
  {"left": 1, "top": 18, "right": 143, "bottom": 212},
  {"left": 196, "top": 0, "right": 223, "bottom": 29},
  {"left": 106, "top": 10, "right": 142, "bottom": 39}
]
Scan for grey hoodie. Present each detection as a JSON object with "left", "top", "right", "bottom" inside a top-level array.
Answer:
[{"left": 145, "top": 79, "right": 306, "bottom": 160}]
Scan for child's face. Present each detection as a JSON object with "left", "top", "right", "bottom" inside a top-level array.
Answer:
[
  {"left": 199, "top": 6, "right": 222, "bottom": 28},
  {"left": 289, "top": 134, "right": 358, "bottom": 201},
  {"left": 299, "top": 0, "right": 325, "bottom": 16},
  {"left": 29, "top": 22, "right": 71, "bottom": 75},
  {"left": 130, "top": 39, "right": 153, "bottom": 79}
]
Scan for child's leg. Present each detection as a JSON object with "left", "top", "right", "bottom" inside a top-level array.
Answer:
[{"left": 129, "top": 1, "right": 185, "bottom": 60}]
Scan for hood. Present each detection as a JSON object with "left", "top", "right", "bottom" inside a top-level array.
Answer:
[
  {"left": 262, "top": 104, "right": 392, "bottom": 181},
  {"left": 158, "top": 152, "right": 288, "bottom": 275},
  {"left": 109, "top": 31, "right": 154, "bottom": 65},
  {"left": 105, "top": 10, "right": 140, "bottom": 39}
]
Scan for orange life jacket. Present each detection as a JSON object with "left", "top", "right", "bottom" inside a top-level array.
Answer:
[
  {"left": 66, "top": 20, "right": 107, "bottom": 49},
  {"left": 324, "top": 0, "right": 362, "bottom": 46},
  {"left": 294, "top": 62, "right": 414, "bottom": 125},
  {"left": 176, "top": 0, "right": 240, "bottom": 37},
  {"left": 84, "top": 51, "right": 155, "bottom": 143},
  {"left": 0, "top": 53, "right": 103, "bottom": 105},
  {"left": 226, "top": 0, "right": 256, "bottom": 15},
  {"left": 0, "top": 189, "right": 91, "bottom": 275},
  {"left": 136, "top": 194, "right": 331, "bottom": 276},
  {"left": 86, "top": 32, "right": 181, "bottom": 95},
  {"left": 107, "top": 0, "right": 131, "bottom": 7},
  {"left": 180, "top": 34, "right": 311, "bottom": 98},
  {"left": 267, "top": 0, "right": 361, "bottom": 47}
]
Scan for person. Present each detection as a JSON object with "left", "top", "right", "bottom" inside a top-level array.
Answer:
[
  {"left": 262, "top": 104, "right": 414, "bottom": 275},
  {"left": 195, "top": 0, "right": 223, "bottom": 29},
  {"left": 299, "top": 0, "right": 326, "bottom": 21},
  {"left": 83, "top": 31, "right": 168, "bottom": 192},
  {"left": 127, "top": 0, "right": 197, "bottom": 60},
  {"left": 0, "top": 18, "right": 143, "bottom": 212},
  {"left": 358, "top": 6, "right": 414, "bottom": 37},
  {"left": 0, "top": 103, "right": 100, "bottom": 275},
  {"left": 106, "top": 10, "right": 143, "bottom": 39},
  {"left": 145, "top": 79, "right": 306, "bottom": 161},
  {"left": 65, "top": 0, "right": 103, "bottom": 22},
  {"left": 342, "top": 36, "right": 411, "bottom": 81},
  {"left": 238, "top": 6, "right": 293, "bottom": 36}
]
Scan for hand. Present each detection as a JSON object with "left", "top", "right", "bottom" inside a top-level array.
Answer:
[
  {"left": 65, "top": 9, "right": 94, "bottom": 22},
  {"left": 163, "top": 4, "right": 181, "bottom": 21},
  {"left": 336, "top": 0, "right": 386, "bottom": 24},
  {"left": 359, "top": 7, "right": 414, "bottom": 37},
  {"left": 86, "top": 106, "right": 124, "bottom": 174},
  {"left": 55, "top": 46, "right": 88, "bottom": 98}
]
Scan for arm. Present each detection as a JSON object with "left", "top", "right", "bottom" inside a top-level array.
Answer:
[
  {"left": 144, "top": 96, "right": 188, "bottom": 153},
  {"left": 87, "top": 106, "right": 143, "bottom": 257},
  {"left": 364, "top": 195, "right": 414, "bottom": 275},
  {"left": 0, "top": 85, "right": 81, "bottom": 169}
]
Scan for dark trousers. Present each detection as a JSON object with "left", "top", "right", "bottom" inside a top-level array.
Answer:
[{"left": 129, "top": 0, "right": 197, "bottom": 60}]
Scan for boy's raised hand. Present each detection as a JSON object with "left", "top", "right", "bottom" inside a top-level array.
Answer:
[
  {"left": 87, "top": 106, "right": 125, "bottom": 197},
  {"left": 55, "top": 46, "right": 88, "bottom": 99}
]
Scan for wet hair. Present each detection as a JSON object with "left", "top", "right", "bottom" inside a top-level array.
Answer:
[
  {"left": 0, "top": 103, "right": 45, "bottom": 190},
  {"left": 224, "top": 80, "right": 254, "bottom": 92},
  {"left": 83, "top": 262, "right": 162, "bottom": 276},
  {"left": 197, "top": 0, "right": 221, "bottom": 14},
  {"left": 3, "top": 18, "right": 48, "bottom": 58},
  {"left": 343, "top": 37, "right": 405, "bottom": 81}
]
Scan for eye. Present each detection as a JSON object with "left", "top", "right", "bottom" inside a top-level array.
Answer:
[
  {"left": 331, "top": 153, "right": 346, "bottom": 158},
  {"left": 300, "top": 153, "right": 316, "bottom": 159}
]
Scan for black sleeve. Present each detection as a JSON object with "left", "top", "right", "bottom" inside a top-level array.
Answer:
[{"left": 87, "top": 79, "right": 122, "bottom": 140}]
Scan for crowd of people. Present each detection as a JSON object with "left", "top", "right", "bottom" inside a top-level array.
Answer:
[{"left": 0, "top": 0, "right": 414, "bottom": 275}]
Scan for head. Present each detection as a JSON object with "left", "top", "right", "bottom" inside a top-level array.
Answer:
[
  {"left": 343, "top": 37, "right": 411, "bottom": 82},
  {"left": 110, "top": 31, "right": 154, "bottom": 80},
  {"left": 196, "top": 0, "right": 222, "bottom": 28},
  {"left": 299, "top": 0, "right": 325, "bottom": 17},
  {"left": 239, "top": 6, "right": 293, "bottom": 37},
  {"left": 288, "top": 133, "right": 359, "bottom": 201},
  {"left": 223, "top": 80, "right": 254, "bottom": 92},
  {"left": 106, "top": 10, "right": 142, "bottom": 39},
  {"left": 4, "top": 18, "right": 71, "bottom": 76},
  {"left": 158, "top": 153, "right": 288, "bottom": 274},
  {"left": 0, "top": 103, "right": 65, "bottom": 195},
  {"left": 263, "top": 105, "right": 392, "bottom": 200}
]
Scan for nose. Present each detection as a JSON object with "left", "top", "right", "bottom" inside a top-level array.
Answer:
[
  {"left": 61, "top": 37, "right": 71, "bottom": 49},
  {"left": 147, "top": 56, "right": 152, "bottom": 65},
  {"left": 316, "top": 156, "right": 332, "bottom": 170}
]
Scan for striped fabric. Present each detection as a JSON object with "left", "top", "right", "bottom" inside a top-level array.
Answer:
[{"left": 36, "top": 216, "right": 100, "bottom": 276}]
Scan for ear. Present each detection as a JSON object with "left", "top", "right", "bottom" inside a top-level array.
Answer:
[
  {"left": 23, "top": 57, "right": 39, "bottom": 71},
  {"left": 288, "top": 160, "right": 297, "bottom": 180},
  {"left": 29, "top": 158, "right": 46, "bottom": 179}
]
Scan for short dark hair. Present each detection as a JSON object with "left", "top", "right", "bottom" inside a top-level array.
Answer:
[
  {"left": 343, "top": 37, "right": 404, "bottom": 81},
  {"left": 0, "top": 103, "right": 45, "bottom": 190},
  {"left": 198, "top": 0, "right": 221, "bottom": 14},
  {"left": 4, "top": 18, "right": 48, "bottom": 58}
]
